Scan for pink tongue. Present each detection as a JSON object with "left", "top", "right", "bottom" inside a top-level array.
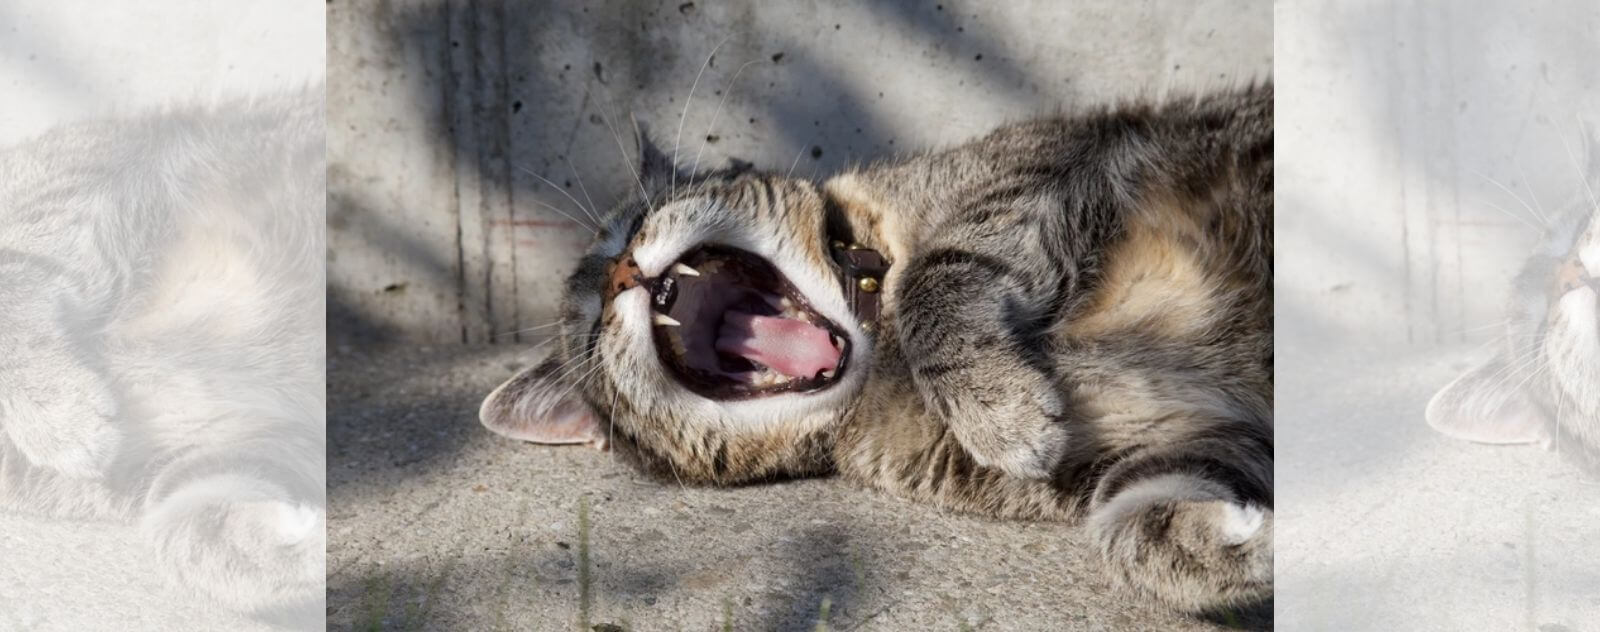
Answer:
[{"left": 715, "top": 311, "right": 841, "bottom": 379}]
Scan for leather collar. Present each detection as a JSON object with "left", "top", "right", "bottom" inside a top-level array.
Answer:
[{"left": 829, "top": 240, "right": 890, "bottom": 332}]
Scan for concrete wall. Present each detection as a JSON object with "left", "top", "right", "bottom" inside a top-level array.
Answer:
[{"left": 327, "top": 0, "right": 1272, "bottom": 344}]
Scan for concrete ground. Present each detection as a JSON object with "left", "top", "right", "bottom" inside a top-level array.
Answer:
[
  {"left": 326, "top": 344, "right": 1270, "bottom": 631},
  {"left": 1276, "top": 339, "right": 1600, "bottom": 631}
]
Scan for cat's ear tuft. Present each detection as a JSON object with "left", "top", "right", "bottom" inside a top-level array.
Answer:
[
  {"left": 634, "top": 121, "right": 682, "bottom": 193},
  {"left": 1425, "top": 354, "right": 1550, "bottom": 445},
  {"left": 479, "top": 356, "right": 609, "bottom": 451}
]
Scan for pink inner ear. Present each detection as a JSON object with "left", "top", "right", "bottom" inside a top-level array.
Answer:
[
  {"left": 485, "top": 398, "right": 608, "bottom": 450},
  {"left": 1425, "top": 368, "right": 1550, "bottom": 445}
]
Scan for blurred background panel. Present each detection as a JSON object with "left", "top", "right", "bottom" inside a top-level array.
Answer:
[
  {"left": 0, "top": 2, "right": 323, "bottom": 631},
  {"left": 1278, "top": 2, "right": 1600, "bottom": 629},
  {"left": 0, "top": 1, "right": 324, "bottom": 144},
  {"left": 326, "top": 0, "right": 1273, "bottom": 344}
]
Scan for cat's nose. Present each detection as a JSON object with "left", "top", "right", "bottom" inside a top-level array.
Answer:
[{"left": 606, "top": 256, "right": 647, "bottom": 299}]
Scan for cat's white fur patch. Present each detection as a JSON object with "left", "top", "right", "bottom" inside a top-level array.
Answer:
[
  {"left": 1580, "top": 240, "right": 1600, "bottom": 278},
  {"left": 274, "top": 503, "right": 322, "bottom": 545},
  {"left": 1220, "top": 503, "right": 1266, "bottom": 544},
  {"left": 1090, "top": 473, "right": 1231, "bottom": 528}
]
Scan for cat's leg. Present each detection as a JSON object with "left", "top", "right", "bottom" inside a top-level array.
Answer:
[
  {"left": 0, "top": 289, "right": 122, "bottom": 478},
  {"left": 1085, "top": 435, "right": 1273, "bottom": 612},
  {"left": 140, "top": 447, "right": 324, "bottom": 613},
  {"left": 896, "top": 204, "right": 1090, "bottom": 479},
  {"left": 0, "top": 433, "right": 130, "bottom": 520}
]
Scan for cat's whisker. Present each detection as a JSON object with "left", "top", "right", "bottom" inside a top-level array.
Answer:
[
  {"left": 1514, "top": 163, "right": 1551, "bottom": 226},
  {"left": 672, "top": 34, "right": 735, "bottom": 197},
  {"left": 566, "top": 155, "right": 604, "bottom": 230},
  {"left": 784, "top": 141, "right": 809, "bottom": 180},
  {"left": 552, "top": 357, "right": 608, "bottom": 407},
  {"left": 490, "top": 321, "right": 568, "bottom": 339},
  {"left": 690, "top": 59, "right": 759, "bottom": 179},
  {"left": 1557, "top": 121, "right": 1600, "bottom": 215},
  {"left": 585, "top": 85, "right": 654, "bottom": 213},
  {"left": 1475, "top": 199, "right": 1543, "bottom": 232},
  {"left": 528, "top": 197, "right": 599, "bottom": 235},
  {"left": 1472, "top": 169, "right": 1545, "bottom": 229},
  {"left": 548, "top": 352, "right": 603, "bottom": 387},
  {"left": 516, "top": 164, "right": 603, "bottom": 227}
]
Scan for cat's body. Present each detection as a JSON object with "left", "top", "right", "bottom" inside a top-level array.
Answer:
[
  {"left": 0, "top": 91, "right": 325, "bottom": 616},
  {"left": 1428, "top": 194, "right": 1599, "bottom": 473},
  {"left": 483, "top": 84, "right": 1273, "bottom": 611}
]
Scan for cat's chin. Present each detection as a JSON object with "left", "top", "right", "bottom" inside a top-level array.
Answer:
[{"left": 646, "top": 244, "right": 852, "bottom": 401}]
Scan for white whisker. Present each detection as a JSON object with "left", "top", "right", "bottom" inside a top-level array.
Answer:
[
  {"left": 527, "top": 197, "right": 599, "bottom": 235},
  {"left": 691, "top": 59, "right": 759, "bottom": 178},
  {"left": 516, "top": 164, "right": 602, "bottom": 226},
  {"left": 673, "top": 35, "right": 734, "bottom": 197}
]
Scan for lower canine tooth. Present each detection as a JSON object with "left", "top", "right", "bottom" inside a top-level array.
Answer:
[
  {"left": 821, "top": 370, "right": 835, "bottom": 379},
  {"left": 653, "top": 313, "right": 682, "bottom": 327}
]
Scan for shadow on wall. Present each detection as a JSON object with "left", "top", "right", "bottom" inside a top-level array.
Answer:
[{"left": 328, "top": 0, "right": 1261, "bottom": 344}]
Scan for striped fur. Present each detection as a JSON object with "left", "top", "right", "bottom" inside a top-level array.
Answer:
[{"left": 485, "top": 84, "right": 1274, "bottom": 612}]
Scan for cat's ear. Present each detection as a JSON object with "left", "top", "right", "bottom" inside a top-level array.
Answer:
[
  {"left": 1425, "top": 354, "right": 1551, "bottom": 445},
  {"left": 634, "top": 121, "right": 685, "bottom": 193},
  {"left": 479, "top": 355, "right": 609, "bottom": 451}
]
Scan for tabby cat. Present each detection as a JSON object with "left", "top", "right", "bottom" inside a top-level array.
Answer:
[
  {"left": 482, "top": 84, "right": 1274, "bottom": 611},
  {"left": 0, "top": 91, "right": 325, "bottom": 618},
  {"left": 1428, "top": 193, "right": 1599, "bottom": 474}
]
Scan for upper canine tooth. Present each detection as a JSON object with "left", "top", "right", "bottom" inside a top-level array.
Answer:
[
  {"left": 653, "top": 313, "right": 682, "bottom": 327},
  {"left": 672, "top": 263, "right": 701, "bottom": 277},
  {"left": 821, "top": 369, "right": 836, "bottom": 379}
]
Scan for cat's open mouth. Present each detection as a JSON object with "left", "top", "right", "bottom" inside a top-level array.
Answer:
[{"left": 648, "top": 244, "right": 850, "bottom": 399}]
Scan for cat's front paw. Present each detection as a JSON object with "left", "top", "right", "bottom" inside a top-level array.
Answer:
[
  {"left": 939, "top": 379, "right": 1069, "bottom": 480},
  {"left": 0, "top": 364, "right": 121, "bottom": 478},
  {"left": 959, "top": 411, "right": 1070, "bottom": 480}
]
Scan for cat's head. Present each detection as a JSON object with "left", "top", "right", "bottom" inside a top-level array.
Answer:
[
  {"left": 478, "top": 132, "right": 875, "bottom": 483},
  {"left": 1427, "top": 202, "right": 1599, "bottom": 470}
]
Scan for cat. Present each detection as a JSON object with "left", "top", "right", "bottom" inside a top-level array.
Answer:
[
  {"left": 0, "top": 90, "right": 326, "bottom": 619},
  {"left": 1427, "top": 186, "right": 1599, "bottom": 474},
  {"left": 482, "top": 83, "right": 1274, "bottom": 612}
]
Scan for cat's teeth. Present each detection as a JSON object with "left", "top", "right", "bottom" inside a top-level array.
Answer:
[
  {"left": 831, "top": 335, "right": 844, "bottom": 349},
  {"left": 653, "top": 313, "right": 682, "bottom": 327},
  {"left": 780, "top": 297, "right": 794, "bottom": 310},
  {"left": 821, "top": 369, "right": 836, "bottom": 379},
  {"left": 672, "top": 263, "right": 701, "bottom": 277}
]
